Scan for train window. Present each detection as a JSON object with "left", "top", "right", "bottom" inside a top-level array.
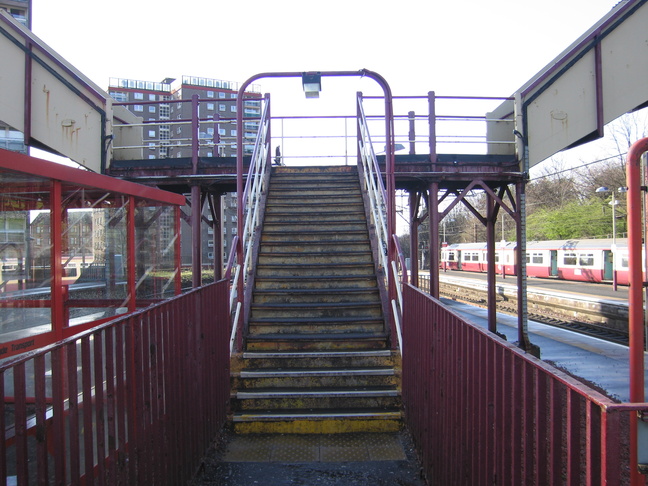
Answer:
[
  {"left": 471, "top": 253, "right": 479, "bottom": 262},
  {"left": 494, "top": 253, "right": 499, "bottom": 263},
  {"left": 563, "top": 252, "right": 577, "bottom": 266},
  {"left": 579, "top": 253, "right": 594, "bottom": 266},
  {"left": 448, "top": 252, "right": 455, "bottom": 261},
  {"left": 621, "top": 256, "right": 629, "bottom": 268},
  {"left": 532, "top": 253, "right": 543, "bottom": 264},
  {"left": 65, "top": 267, "right": 78, "bottom": 277},
  {"left": 463, "top": 253, "right": 470, "bottom": 262}
]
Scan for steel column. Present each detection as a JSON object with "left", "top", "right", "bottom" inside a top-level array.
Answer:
[
  {"left": 429, "top": 182, "right": 440, "bottom": 299},
  {"left": 409, "top": 190, "right": 419, "bottom": 288},
  {"left": 626, "top": 137, "right": 648, "bottom": 486},
  {"left": 486, "top": 194, "right": 497, "bottom": 333}
]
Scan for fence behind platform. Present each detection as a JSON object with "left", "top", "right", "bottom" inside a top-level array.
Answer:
[
  {"left": 401, "top": 284, "right": 645, "bottom": 485},
  {"left": 1, "top": 279, "right": 230, "bottom": 485}
]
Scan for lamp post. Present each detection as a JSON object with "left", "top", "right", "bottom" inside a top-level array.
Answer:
[{"left": 596, "top": 186, "right": 627, "bottom": 291}]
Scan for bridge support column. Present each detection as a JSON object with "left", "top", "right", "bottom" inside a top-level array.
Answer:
[
  {"left": 408, "top": 190, "right": 420, "bottom": 289},
  {"left": 429, "top": 181, "right": 440, "bottom": 299},
  {"left": 486, "top": 194, "right": 497, "bottom": 333}
]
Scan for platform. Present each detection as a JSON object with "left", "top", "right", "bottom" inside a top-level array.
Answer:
[{"left": 444, "top": 298, "right": 640, "bottom": 402}]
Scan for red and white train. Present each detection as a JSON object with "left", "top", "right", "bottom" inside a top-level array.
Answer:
[{"left": 440, "top": 238, "right": 636, "bottom": 285}]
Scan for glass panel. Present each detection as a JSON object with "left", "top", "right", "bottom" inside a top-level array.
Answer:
[
  {"left": 135, "top": 205, "right": 177, "bottom": 300},
  {"left": 0, "top": 172, "right": 52, "bottom": 342},
  {"left": 64, "top": 193, "right": 130, "bottom": 326}
]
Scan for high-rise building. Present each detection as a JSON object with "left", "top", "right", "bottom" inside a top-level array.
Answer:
[
  {"left": 0, "top": 0, "right": 31, "bottom": 154},
  {"left": 108, "top": 75, "right": 260, "bottom": 269},
  {"left": 0, "top": 0, "right": 31, "bottom": 28},
  {"left": 108, "top": 76, "right": 261, "bottom": 160}
]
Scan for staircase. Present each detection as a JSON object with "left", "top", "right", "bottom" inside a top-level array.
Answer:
[{"left": 231, "top": 166, "right": 401, "bottom": 434}]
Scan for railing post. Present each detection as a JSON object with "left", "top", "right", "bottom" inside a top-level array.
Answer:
[{"left": 428, "top": 91, "right": 436, "bottom": 163}]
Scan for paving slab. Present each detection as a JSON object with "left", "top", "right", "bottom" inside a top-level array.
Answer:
[{"left": 191, "top": 429, "right": 426, "bottom": 486}]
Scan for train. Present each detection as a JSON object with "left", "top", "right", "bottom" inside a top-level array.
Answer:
[{"left": 440, "top": 238, "right": 635, "bottom": 285}]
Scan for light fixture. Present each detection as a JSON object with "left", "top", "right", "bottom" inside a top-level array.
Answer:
[{"left": 302, "top": 72, "right": 321, "bottom": 99}]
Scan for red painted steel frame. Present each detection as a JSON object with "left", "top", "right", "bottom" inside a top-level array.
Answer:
[
  {"left": 402, "top": 284, "right": 647, "bottom": 485},
  {"left": 0, "top": 280, "right": 230, "bottom": 485},
  {"left": 0, "top": 149, "right": 185, "bottom": 358},
  {"left": 627, "top": 137, "right": 648, "bottom": 485}
]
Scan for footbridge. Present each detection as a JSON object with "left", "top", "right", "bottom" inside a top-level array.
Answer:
[{"left": 2, "top": 1, "right": 648, "bottom": 484}]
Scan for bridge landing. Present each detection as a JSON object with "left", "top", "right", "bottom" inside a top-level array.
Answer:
[{"left": 191, "top": 430, "right": 424, "bottom": 485}]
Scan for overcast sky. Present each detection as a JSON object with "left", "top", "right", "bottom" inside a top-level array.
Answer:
[{"left": 32, "top": 0, "right": 619, "bottom": 98}]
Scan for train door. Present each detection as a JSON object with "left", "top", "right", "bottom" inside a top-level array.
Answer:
[
  {"left": 457, "top": 251, "right": 462, "bottom": 270},
  {"left": 603, "top": 250, "right": 613, "bottom": 280},
  {"left": 550, "top": 250, "right": 558, "bottom": 276}
]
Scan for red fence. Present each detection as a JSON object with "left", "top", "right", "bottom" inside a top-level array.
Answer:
[
  {"left": 1, "top": 279, "right": 230, "bottom": 485},
  {"left": 402, "top": 284, "right": 646, "bottom": 485}
]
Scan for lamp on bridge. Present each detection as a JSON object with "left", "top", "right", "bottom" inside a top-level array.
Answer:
[
  {"left": 595, "top": 185, "right": 628, "bottom": 291},
  {"left": 302, "top": 72, "right": 321, "bottom": 98}
]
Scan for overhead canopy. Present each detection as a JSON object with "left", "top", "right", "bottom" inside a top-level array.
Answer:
[{"left": 488, "top": 0, "right": 648, "bottom": 168}]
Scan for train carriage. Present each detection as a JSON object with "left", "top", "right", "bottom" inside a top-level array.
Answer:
[{"left": 439, "top": 238, "right": 633, "bottom": 285}]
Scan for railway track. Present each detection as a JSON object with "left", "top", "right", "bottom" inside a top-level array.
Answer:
[{"left": 417, "top": 276, "right": 630, "bottom": 346}]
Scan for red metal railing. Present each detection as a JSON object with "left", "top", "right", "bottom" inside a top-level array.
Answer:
[
  {"left": 402, "top": 284, "right": 648, "bottom": 485},
  {"left": 1, "top": 279, "right": 230, "bottom": 485}
]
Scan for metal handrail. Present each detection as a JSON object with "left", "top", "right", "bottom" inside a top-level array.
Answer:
[
  {"left": 357, "top": 94, "right": 408, "bottom": 354},
  {"left": 230, "top": 94, "right": 271, "bottom": 353}
]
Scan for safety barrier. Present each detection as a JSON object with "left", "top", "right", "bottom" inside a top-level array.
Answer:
[
  {"left": 1, "top": 279, "right": 230, "bottom": 485},
  {"left": 402, "top": 284, "right": 647, "bottom": 485}
]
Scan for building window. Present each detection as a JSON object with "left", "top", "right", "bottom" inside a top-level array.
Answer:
[
  {"left": 219, "top": 92, "right": 225, "bottom": 99},
  {"left": 218, "top": 128, "right": 226, "bottom": 136},
  {"left": 109, "top": 91, "right": 127, "bottom": 102},
  {"left": 207, "top": 91, "right": 214, "bottom": 98},
  {"left": 134, "top": 92, "right": 144, "bottom": 100},
  {"left": 219, "top": 104, "right": 226, "bottom": 111},
  {"left": 231, "top": 129, "right": 237, "bottom": 136},
  {"left": 230, "top": 105, "right": 237, "bottom": 112},
  {"left": 149, "top": 94, "right": 157, "bottom": 101},
  {"left": 148, "top": 130, "right": 156, "bottom": 137},
  {"left": 134, "top": 105, "right": 144, "bottom": 112},
  {"left": 207, "top": 127, "right": 214, "bottom": 135},
  {"left": 231, "top": 93, "right": 237, "bottom": 99},
  {"left": 148, "top": 105, "right": 156, "bottom": 113},
  {"left": 207, "top": 103, "right": 215, "bottom": 110}
]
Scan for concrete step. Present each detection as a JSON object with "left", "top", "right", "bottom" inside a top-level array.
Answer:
[
  {"left": 264, "top": 211, "right": 367, "bottom": 223},
  {"left": 253, "top": 275, "right": 378, "bottom": 290},
  {"left": 250, "top": 301, "right": 383, "bottom": 319},
  {"left": 262, "top": 221, "right": 368, "bottom": 233},
  {"left": 233, "top": 388, "right": 401, "bottom": 411},
  {"left": 257, "top": 251, "right": 374, "bottom": 266},
  {"left": 261, "top": 230, "right": 369, "bottom": 243},
  {"left": 265, "top": 202, "right": 364, "bottom": 214},
  {"left": 238, "top": 350, "right": 397, "bottom": 369},
  {"left": 255, "top": 263, "right": 376, "bottom": 278},
  {"left": 252, "top": 288, "right": 381, "bottom": 305},
  {"left": 259, "top": 241, "right": 372, "bottom": 254},
  {"left": 245, "top": 332, "right": 389, "bottom": 352},
  {"left": 232, "top": 367, "right": 398, "bottom": 390},
  {"left": 231, "top": 411, "right": 402, "bottom": 434}
]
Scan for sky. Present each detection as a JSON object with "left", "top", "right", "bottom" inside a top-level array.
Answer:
[
  {"left": 27, "top": 0, "right": 630, "bottom": 173},
  {"left": 31, "top": 0, "right": 620, "bottom": 102}
]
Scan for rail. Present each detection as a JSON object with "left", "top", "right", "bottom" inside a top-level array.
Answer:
[
  {"left": 1, "top": 280, "right": 231, "bottom": 485},
  {"left": 231, "top": 94, "right": 272, "bottom": 353},
  {"left": 357, "top": 94, "right": 408, "bottom": 353},
  {"left": 401, "top": 284, "right": 648, "bottom": 484}
]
